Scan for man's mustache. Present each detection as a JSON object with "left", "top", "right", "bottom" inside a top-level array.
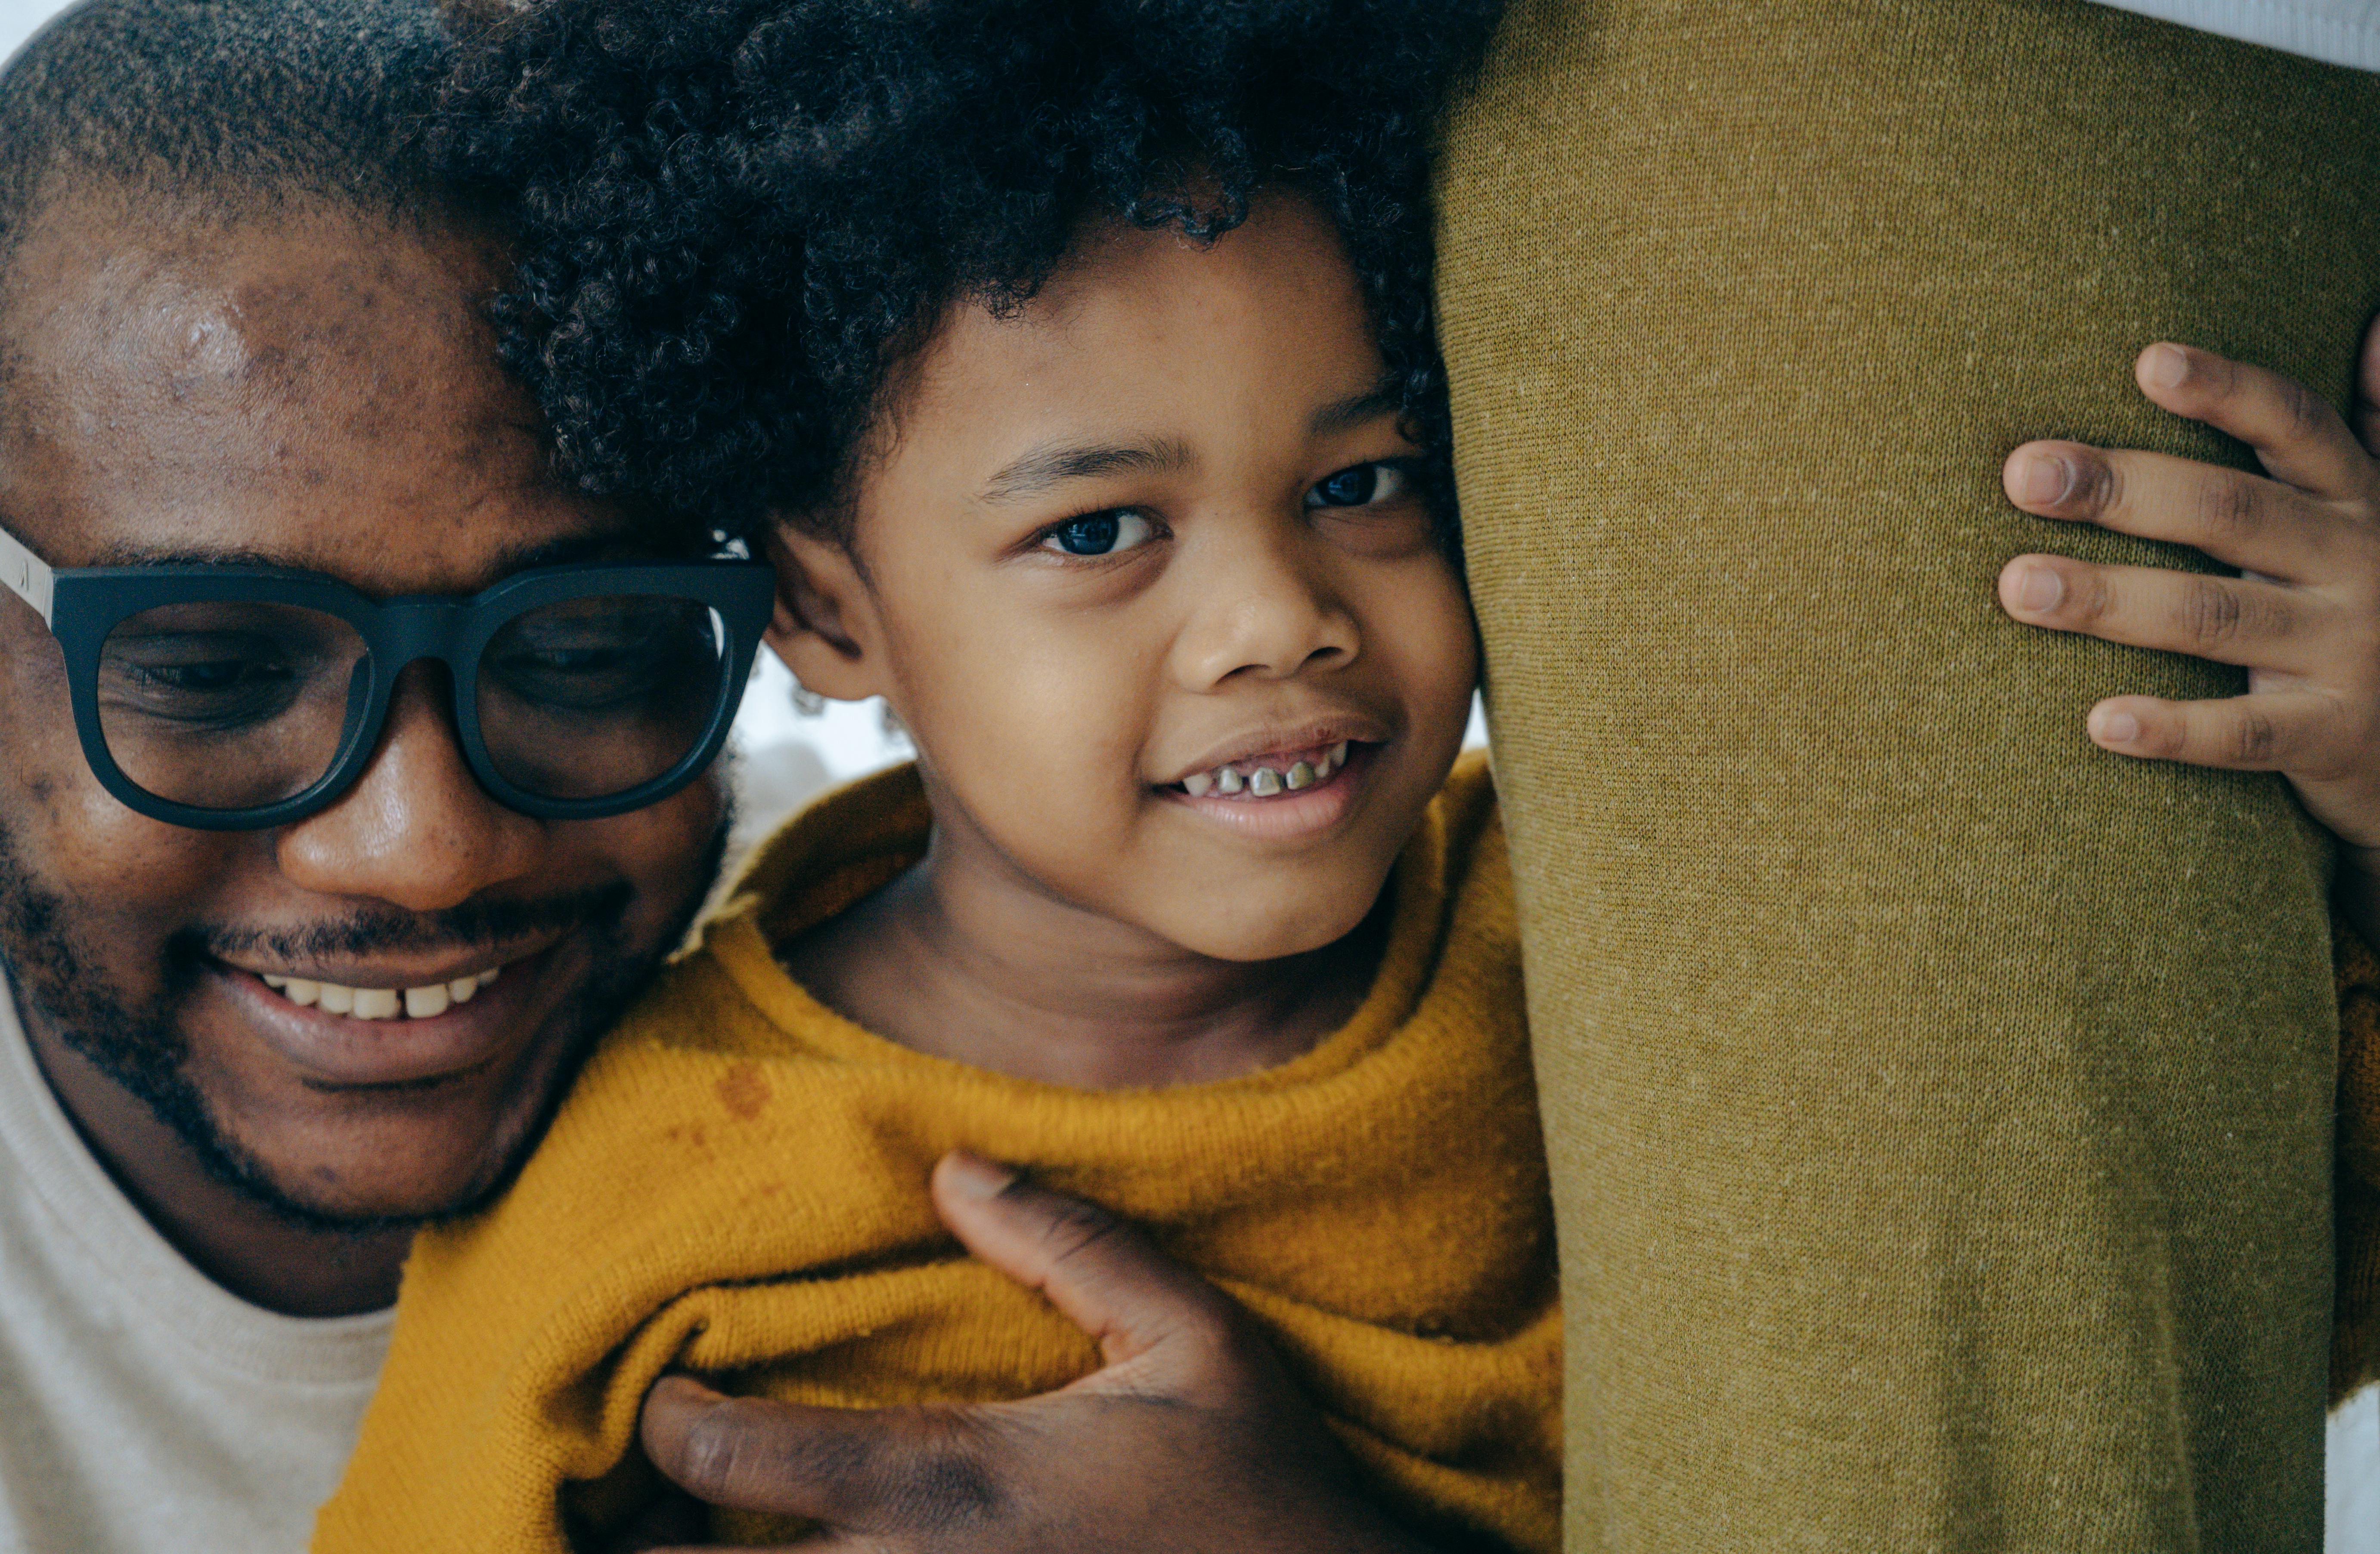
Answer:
[{"left": 187, "top": 882, "right": 636, "bottom": 964}]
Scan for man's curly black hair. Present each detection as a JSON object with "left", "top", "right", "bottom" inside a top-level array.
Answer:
[{"left": 435, "top": 0, "right": 1507, "bottom": 545}]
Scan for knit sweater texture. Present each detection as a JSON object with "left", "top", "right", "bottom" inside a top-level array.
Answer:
[{"left": 310, "top": 752, "right": 1561, "bottom": 1553}]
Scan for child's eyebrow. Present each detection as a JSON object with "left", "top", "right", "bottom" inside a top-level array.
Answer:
[
  {"left": 1309, "top": 387, "right": 1402, "bottom": 438},
  {"left": 976, "top": 436, "right": 1195, "bottom": 505}
]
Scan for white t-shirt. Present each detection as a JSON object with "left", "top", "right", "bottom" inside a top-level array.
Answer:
[
  {"left": 2095, "top": 0, "right": 2380, "bottom": 68},
  {"left": 0, "top": 986, "right": 390, "bottom": 1554}
]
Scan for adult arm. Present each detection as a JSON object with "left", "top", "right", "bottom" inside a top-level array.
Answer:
[{"left": 1434, "top": 3, "right": 2380, "bottom": 1548}]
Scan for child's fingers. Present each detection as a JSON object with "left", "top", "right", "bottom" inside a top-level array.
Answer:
[
  {"left": 2083, "top": 690, "right": 2340, "bottom": 771},
  {"left": 1997, "top": 554, "right": 2326, "bottom": 672},
  {"left": 2002, "top": 441, "right": 2354, "bottom": 582},
  {"left": 2132, "top": 342, "right": 2373, "bottom": 500}
]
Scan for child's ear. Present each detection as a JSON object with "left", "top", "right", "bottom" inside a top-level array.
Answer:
[{"left": 760, "top": 521, "right": 884, "bottom": 703}]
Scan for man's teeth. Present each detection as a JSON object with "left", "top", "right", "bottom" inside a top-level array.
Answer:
[
  {"left": 260, "top": 966, "right": 502, "bottom": 1020},
  {"left": 1181, "top": 740, "right": 1351, "bottom": 799}
]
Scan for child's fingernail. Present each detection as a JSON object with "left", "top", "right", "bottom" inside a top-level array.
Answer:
[
  {"left": 2013, "top": 452, "right": 2074, "bottom": 505},
  {"left": 2142, "top": 343, "right": 2190, "bottom": 392},
  {"left": 2014, "top": 565, "right": 2063, "bottom": 613},
  {"left": 2095, "top": 709, "right": 2141, "bottom": 744},
  {"left": 939, "top": 1151, "right": 1020, "bottom": 1201}
]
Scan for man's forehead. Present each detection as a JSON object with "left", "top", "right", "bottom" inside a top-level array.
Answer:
[{"left": 0, "top": 197, "right": 626, "bottom": 593}]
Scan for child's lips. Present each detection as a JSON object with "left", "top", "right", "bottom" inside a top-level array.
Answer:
[
  {"left": 1164, "top": 716, "right": 1394, "bottom": 788},
  {"left": 1163, "top": 741, "right": 1374, "bottom": 840},
  {"left": 1172, "top": 739, "right": 1354, "bottom": 799}
]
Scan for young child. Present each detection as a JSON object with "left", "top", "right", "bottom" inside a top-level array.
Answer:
[
  {"left": 323, "top": 5, "right": 1549, "bottom": 1551},
  {"left": 315, "top": 3, "right": 2380, "bottom": 1550}
]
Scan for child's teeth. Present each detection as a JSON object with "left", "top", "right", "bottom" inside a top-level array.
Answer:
[{"left": 1185, "top": 746, "right": 1354, "bottom": 799}]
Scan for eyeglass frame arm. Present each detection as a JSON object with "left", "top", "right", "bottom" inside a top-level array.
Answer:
[{"left": 0, "top": 522, "right": 54, "bottom": 626}]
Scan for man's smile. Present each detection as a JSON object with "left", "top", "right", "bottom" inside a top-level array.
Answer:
[
  {"left": 208, "top": 941, "right": 572, "bottom": 1090},
  {"left": 223, "top": 938, "right": 545, "bottom": 1021}
]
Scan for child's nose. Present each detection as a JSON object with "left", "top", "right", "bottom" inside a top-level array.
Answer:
[{"left": 1170, "top": 538, "right": 1360, "bottom": 689}]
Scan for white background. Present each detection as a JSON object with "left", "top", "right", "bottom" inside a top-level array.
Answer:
[
  {"left": 2, "top": 0, "right": 2371, "bottom": 1540},
  {"left": 1, "top": 0, "right": 54, "bottom": 62}
]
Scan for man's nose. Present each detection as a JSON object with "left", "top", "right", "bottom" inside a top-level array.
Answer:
[
  {"left": 275, "top": 664, "right": 544, "bottom": 910},
  {"left": 1170, "top": 529, "right": 1361, "bottom": 690}
]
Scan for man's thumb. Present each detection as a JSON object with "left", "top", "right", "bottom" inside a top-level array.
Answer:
[{"left": 929, "top": 1151, "right": 1239, "bottom": 1374}]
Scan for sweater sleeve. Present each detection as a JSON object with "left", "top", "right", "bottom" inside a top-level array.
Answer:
[{"left": 2335, "top": 917, "right": 2380, "bottom": 1403}]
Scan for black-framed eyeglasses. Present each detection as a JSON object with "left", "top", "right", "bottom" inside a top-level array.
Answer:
[{"left": 0, "top": 521, "right": 775, "bottom": 830}]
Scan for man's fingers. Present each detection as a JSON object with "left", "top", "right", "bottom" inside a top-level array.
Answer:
[
  {"left": 2001, "top": 440, "right": 2357, "bottom": 581},
  {"left": 2132, "top": 341, "right": 2372, "bottom": 499},
  {"left": 640, "top": 1373, "right": 1001, "bottom": 1527},
  {"left": 1997, "top": 554, "right": 2325, "bottom": 671},
  {"left": 930, "top": 1152, "right": 1241, "bottom": 1377},
  {"left": 2085, "top": 690, "right": 2341, "bottom": 772}
]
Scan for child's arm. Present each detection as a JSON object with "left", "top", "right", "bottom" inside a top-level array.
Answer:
[
  {"left": 1995, "top": 333, "right": 2380, "bottom": 1401},
  {"left": 1996, "top": 337, "right": 2380, "bottom": 943}
]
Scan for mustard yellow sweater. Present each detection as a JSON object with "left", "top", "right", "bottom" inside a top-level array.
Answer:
[{"left": 313, "top": 752, "right": 1561, "bottom": 1554}]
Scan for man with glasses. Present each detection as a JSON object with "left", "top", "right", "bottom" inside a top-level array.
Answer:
[
  {"left": 0, "top": 0, "right": 775, "bottom": 1542},
  {"left": 0, "top": 2, "right": 1412, "bottom": 1549}
]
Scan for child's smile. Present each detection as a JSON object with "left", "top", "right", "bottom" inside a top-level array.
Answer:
[{"left": 1162, "top": 729, "right": 1382, "bottom": 847}]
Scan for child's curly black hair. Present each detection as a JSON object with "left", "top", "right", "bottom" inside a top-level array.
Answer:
[{"left": 434, "top": 0, "right": 1506, "bottom": 544}]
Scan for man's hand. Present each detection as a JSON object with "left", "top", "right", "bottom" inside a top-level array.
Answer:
[
  {"left": 1996, "top": 337, "right": 2380, "bottom": 939},
  {"left": 624, "top": 1152, "right": 1437, "bottom": 1554}
]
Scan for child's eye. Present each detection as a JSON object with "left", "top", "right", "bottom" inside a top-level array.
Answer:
[
  {"left": 1039, "top": 509, "right": 1158, "bottom": 557},
  {"left": 1304, "top": 462, "right": 1412, "bottom": 510}
]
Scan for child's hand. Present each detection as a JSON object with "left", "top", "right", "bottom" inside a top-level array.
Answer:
[{"left": 1996, "top": 337, "right": 2380, "bottom": 919}]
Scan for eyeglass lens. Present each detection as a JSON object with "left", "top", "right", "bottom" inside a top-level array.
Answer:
[
  {"left": 475, "top": 594, "right": 729, "bottom": 801},
  {"left": 98, "top": 602, "right": 368, "bottom": 812},
  {"left": 95, "top": 594, "right": 731, "bottom": 816}
]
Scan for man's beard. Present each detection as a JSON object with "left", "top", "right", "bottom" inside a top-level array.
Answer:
[{"left": 0, "top": 817, "right": 727, "bottom": 1238}]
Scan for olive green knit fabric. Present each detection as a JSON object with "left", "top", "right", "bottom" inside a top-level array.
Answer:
[{"left": 1435, "top": 4, "right": 2380, "bottom": 1550}]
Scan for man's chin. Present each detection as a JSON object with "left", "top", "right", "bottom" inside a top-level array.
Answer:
[{"left": 151, "top": 1095, "right": 527, "bottom": 1236}]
